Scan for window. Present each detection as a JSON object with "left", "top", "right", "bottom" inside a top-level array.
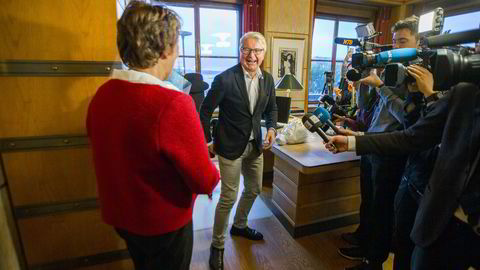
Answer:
[
  {"left": 309, "top": 18, "right": 364, "bottom": 101},
  {"left": 167, "top": 3, "right": 241, "bottom": 95},
  {"left": 443, "top": 10, "right": 480, "bottom": 47}
]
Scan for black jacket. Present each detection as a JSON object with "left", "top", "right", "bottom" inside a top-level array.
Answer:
[
  {"left": 355, "top": 83, "right": 480, "bottom": 247},
  {"left": 200, "top": 64, "right": 278, "bottom": 160}
]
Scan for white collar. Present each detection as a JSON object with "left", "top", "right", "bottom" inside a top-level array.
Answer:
[
  {"left": 111, "top": 69, "right": 181, "bottom": 92},
  {"left": 241, "top": 66, "right": 263, "bottom": 79}
]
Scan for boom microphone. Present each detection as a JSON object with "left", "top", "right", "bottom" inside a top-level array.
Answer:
[
  {"left": 301, "top": 114, "right": 329, "bottom": 143},
  {"left": 334, "top": 37, "right": 362, "bottom": 47},
  {"left": 313, "top": 107, "right": 340, "bottom": 134}
]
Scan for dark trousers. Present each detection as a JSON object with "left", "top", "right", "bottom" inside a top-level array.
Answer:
[
  {"left": 355, "top": 156, "right": 373, "bottom": 246},
  {"left": 364, "top": 154, "right": 406, "bottom": 264},
  {"left": 116, "top": 222, "right": 193, "bottom": 270},
  {"left": 411, "top": 217, "right": 480, "bottom": 270},
  {"left": 392, "top": 179, "right": 419, "bottom": 270}
]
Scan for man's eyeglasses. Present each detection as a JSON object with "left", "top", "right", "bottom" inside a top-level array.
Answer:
[{"left": 241, "top": 48, "right": 264, "bottom": 56}]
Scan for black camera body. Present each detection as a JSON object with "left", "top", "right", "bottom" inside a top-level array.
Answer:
[{"left": 384, "top": 44, "right": 480, "bottom": 90}]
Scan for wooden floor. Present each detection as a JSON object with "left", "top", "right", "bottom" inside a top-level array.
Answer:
[{"left": 190, "top": 216, "right": 393, "bottom": 270}]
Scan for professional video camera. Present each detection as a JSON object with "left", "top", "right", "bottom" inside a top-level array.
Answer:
[
  {"left": 334, "top": 22, "right": 392, "bottom": 53},
  {"left": 346, "top": 8, "right": 480, "bottom": 90}
]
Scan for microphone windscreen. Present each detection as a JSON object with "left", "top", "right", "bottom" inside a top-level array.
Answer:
[
  {"left": 347, "top": 69, "right": 362, "bottom": 81},
  {"left": 313, "top": 107, "right": 331, "bottom": 123}
]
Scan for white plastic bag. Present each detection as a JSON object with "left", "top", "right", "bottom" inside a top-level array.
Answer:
[{"left": 275, "top": 117, "right": 308, "bottom": 145}]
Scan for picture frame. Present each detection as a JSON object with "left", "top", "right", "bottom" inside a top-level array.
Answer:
[{"left": 271, "top": 37, "right": 305, "bottom": 84}]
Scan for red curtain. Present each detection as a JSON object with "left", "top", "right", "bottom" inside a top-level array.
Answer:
[
  {"left": 243, "top": 0, "right": 261, "bottom": 33},
  {"left": 374, "top": 7, "right": 392, "bottom": 45}
]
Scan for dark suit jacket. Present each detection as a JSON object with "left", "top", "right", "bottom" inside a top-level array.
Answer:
[
  {"left": 200, "top": 64, "right": 278, "bottom": 160},
  {"left": 354, "top": 82, "right": 480, "bottom": 247}
]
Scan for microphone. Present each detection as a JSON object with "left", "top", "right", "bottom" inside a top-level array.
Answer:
[
  {"left": 301, "top": 114, "right": 329, "bottom": 143},
  {"left": 425, "top": 28, "right": 480, "bottom": 47},
  {"left": 313, "top": 107, "right": 340, "bottom": 134},
  {"left": 352, "top": 48, "right": 418, "bottom": 68},
  {"left": 334, "top": 37, "right": 362, "bottom": 47}
]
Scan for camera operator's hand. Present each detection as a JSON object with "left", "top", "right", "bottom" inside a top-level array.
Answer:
[
  {"left": 325, "top": 136, "right": 348, "bottom": 153},
  {"left": 407, "top": 65, "right": 434, "bottom": 97},
  {"left": 359, "top": 69, "right": 383, "bottom": 88}
]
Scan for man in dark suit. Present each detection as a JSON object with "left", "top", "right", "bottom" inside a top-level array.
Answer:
[
  {"left": 326, "top": 82, "right": 480, "bottom": 269},
  {"left": 200, "top": 31, "right": 277, "bottom": 270}
]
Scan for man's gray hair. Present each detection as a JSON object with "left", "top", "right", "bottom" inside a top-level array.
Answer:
[{"left": 239, "top": 32, "right": 267, "bottom": 53}]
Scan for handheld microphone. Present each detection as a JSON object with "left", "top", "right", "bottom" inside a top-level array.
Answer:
[
  {"left": 301, "top": 114, "right": 329, "bottom": 143},
  {"left": 313, "top": 107, "right": 340, "bottom": 134},
  {"left": 352, "top": 48, "right": 418, "bottom": 68},
  {"left": 334, "top": 37, "right": 362, "bottom": 47}
]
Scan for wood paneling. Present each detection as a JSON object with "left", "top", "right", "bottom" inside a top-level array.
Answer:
[
  {"left": 0, "top": 188, "right": 21, "bottom": 270},
  {"left": 297, "top": 176, "right": 360, "bottom": 205},
  {"left": 4, "top": 148, "right": 96, "bottom": 206},
  {"left": 296, "top": 195, "right": 360, "bottom": 225},
  {"left": 316, "top": 3, "right": 376, "bottom": 19},
  {"left": 272, "top": 184, "right": 297, "bottom": 223},
  {"left": 18, "top": 209, "right": 125, "bottom": 265},
  {"left": 265, "top": 0, "right": 311, "bottom": 35},
  {"left": 0, "top": 77, "right": 106, "bottom": 137},
  {"left": 0, "top": 1, "right": 117, "bottom": 61}
]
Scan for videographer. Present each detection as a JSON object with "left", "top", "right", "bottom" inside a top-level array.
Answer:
[
  {"left": 326, "top": 79, "right": 480, "bottom": 269},
  {"left": 337, "top": 16, "right": 426, "bottom": 270}
]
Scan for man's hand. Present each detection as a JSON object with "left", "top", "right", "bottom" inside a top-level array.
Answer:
[
  {"left": 325, "top": 136, "right": 348, "bottom": 153},
  {"left": 406, "top": 65, "right": 434, "bottom": 97},
  {"left": 263, "top": 129, "right": 276, "bottom": 150},
  {"left": 359, "top": 69, "right": 383, "bottom": 88},
  {"left": 336, "top": 126, "right": 359, "bottom": 136},
  {"left": 208, "top": 143, "right": 216, "bottom": 158}
]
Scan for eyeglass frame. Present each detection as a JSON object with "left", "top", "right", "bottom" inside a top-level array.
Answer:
[{"left": 240, "top": 47, "right": 265, "bottom": 56}]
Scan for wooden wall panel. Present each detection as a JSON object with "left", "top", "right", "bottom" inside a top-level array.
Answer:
[
  {"left": 0, "top": 0, "right": 118, "bottom": 61},
  {"left": 0, "top": 188, "right": 21, "bottom": 270},
  {"left": 0, "top": 77, "right": 106, "bottom": 138},
  {"left": 18, "top": 209, "right": 125, "bottom": 265},
  {"left": 265, "top": 0, "right": 311, "bottom": 35},
  {"left": 4, "top": 148, "right": 96, "bottom": 206}
]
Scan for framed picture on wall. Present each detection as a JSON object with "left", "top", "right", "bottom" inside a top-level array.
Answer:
[{"left": 271, "top": 37, "right": 305, "bottom": 84}]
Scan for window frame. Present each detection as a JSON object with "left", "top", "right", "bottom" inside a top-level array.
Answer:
[
  {"left": 309, "top": 16, "right": 368, "bottom": 101},
  {"left": 165, "top": 1, "right": 243, "bottom": 74}
]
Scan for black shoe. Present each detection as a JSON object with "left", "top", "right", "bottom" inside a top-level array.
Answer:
[
  {"left": 209, "top": 245, "right": 224, "bottom": 270},
  {"left": 230, "top": 226, "right": 263, "bottom": 240},
  {"left": 345, "top": 261, "right": 382, "bottom": 270},
  {"left": 341, "top": 232, "right": 361, "bottom": 246},
  {"left": 338, "top": 246, "right": 365, "bottom": 261}
]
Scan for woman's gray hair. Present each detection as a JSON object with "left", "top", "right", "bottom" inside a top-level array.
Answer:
[{"left": 239, "top": 32, "right": 267, "bottom": 53}]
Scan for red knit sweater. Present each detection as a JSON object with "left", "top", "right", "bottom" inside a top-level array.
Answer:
[{"left": 87, "top": 79, "right": 220, "bottom": 236}]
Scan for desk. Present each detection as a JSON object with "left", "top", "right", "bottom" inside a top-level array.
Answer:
[{"left": 270, "top": 133, "right": 361, "bottom": 237}]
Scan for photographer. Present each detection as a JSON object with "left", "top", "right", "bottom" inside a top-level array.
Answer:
[
  {"left": 327, "top": 80, "right": 480, "bottom": 270},
  {"left": 337, "top": 17, "right": 426, "bottom": 270}
]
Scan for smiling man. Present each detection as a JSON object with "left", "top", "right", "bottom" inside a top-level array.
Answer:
[{"left": 200, "top": 31, "right": 278, "bottom": 270}]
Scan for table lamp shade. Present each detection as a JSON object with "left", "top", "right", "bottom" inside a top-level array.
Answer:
[{"left": 275, "top": 74, "right": 303, "bottom": 90}]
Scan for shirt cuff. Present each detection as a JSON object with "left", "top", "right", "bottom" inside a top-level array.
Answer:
[
  {"left": 347, "top": 136, "right": 356, "bottom": 151},
  {"left": 268, "top": 127, "right": 277, "bottom": 136}
]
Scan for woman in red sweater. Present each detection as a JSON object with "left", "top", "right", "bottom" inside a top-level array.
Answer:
[{"left": 86, "top": 2, "right": 220, "bottom": 269}]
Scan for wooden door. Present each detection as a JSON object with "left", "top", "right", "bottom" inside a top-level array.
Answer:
[{"left": 0, "top": 1, "right": 133, "bottom": 269}]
